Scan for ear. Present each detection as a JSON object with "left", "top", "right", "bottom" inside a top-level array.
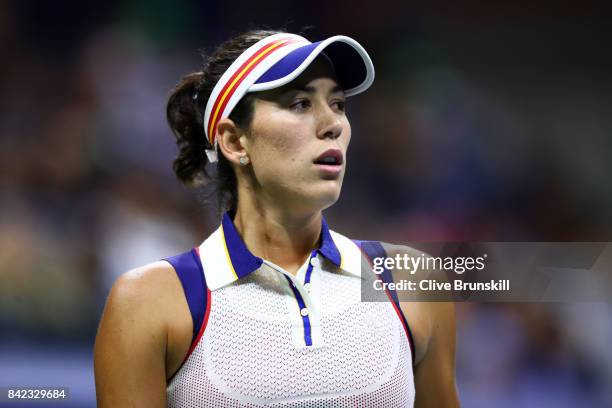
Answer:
[{"left": 216, "top": 118, "right": 247, "bottom": 165}]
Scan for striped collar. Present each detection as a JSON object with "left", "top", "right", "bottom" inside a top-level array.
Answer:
[{"left": 198, "top": 212, "right": 362, "bottom": 291}]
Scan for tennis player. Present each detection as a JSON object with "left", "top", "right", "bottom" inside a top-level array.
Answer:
[{"left": 94, "top": 30, "right": 459, "bottom": 407}]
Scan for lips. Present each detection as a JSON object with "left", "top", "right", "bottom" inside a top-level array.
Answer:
[{"left": 313, "top": 149, "right": 343, "bottom": 166}]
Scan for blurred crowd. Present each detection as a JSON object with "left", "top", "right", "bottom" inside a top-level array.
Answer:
[{"left": 1, "top": 1, "right": 611, "bottom": 406}]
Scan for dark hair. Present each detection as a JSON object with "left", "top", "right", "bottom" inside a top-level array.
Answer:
[{"left": 166, "top": 30, "right": 282, "bottom": 214}]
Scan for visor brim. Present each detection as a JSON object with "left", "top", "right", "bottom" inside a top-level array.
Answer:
[{"left": 250, "top": 35, "right": 375, "bottom": 97}]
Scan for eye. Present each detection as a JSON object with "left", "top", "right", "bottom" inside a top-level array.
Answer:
[
  {"left": 290, "top": 99, "right": 311, "bottom": 111},
  {"left": 331, "top": 99, "right": 346, "bottom": 112}
]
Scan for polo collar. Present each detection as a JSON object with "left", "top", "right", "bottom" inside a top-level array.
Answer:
[{"left": 199, "top": 212, "right": 347, "bottom": 291}]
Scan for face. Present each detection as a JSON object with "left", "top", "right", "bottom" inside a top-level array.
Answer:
[{"left": 241, "top": 57, "right": 351, "bottom": 213}]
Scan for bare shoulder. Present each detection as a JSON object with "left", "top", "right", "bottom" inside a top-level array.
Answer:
[
  {"left": 110, "top": 261, "right": 183, "bottom": 307},
  {"left": 94, "top": 261, "right": 192, "bottom": 407},
  {"left": 100, "top": 261, "right": 188, "bottom": 333},
  {"left": 99, "top": 259, "right": 192, "bottom": 366}
]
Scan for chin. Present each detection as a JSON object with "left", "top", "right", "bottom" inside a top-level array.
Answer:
[
  {"left": 311, "top": 183, "right": 343, "bottom": 210},
  {"left": 285, "top": 185, "right": 340, "bottom": 214}
]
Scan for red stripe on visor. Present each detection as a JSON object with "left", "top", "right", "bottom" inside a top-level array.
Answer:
[{"left": 206, "top": 38, "right": 300, "bottom": 144}]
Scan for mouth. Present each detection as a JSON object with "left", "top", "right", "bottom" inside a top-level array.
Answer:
[
  {"left": 313, "top": 149, "right": 344, "bottom": 166},
  {"left": 313, "top": 149, "right": 343, "bottom": 178}
]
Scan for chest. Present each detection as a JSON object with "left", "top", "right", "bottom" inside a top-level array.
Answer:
[{"left": 167, "top": 269, "right": 415, "bottom": 407}]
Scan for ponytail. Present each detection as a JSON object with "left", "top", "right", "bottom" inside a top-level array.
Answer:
[{"left": 167, "top": 72, "right": 208, "bottom": 186}]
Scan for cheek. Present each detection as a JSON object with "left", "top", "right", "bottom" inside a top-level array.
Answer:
[
  {"left": 343, "top": 119, "right": 352, "bottom": 145},
  {"left": 251, "top": 116, "right": 310, "bottom": 161}
]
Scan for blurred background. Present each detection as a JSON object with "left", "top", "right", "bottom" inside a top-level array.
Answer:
[{"left": 1, "top": 0, "right": 611, "bottom": 406}]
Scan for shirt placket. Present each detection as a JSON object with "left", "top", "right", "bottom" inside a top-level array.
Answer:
[{"left": 264, "top": 251, "right": 323, "bottom": 348}]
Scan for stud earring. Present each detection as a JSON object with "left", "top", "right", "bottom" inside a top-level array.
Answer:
[{"left": 239, "top": 155, "right": 250, "bottom": 166}]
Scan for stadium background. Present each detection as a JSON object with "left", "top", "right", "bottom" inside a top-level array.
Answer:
[{"left": 1, "top": 1, "right": 611, "bottom": 406}]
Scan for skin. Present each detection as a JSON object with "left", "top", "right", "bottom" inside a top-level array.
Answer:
[{"left": 94, "top": 57, "right": 459, "bottom": 407}]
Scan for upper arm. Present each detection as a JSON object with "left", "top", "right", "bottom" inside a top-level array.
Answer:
[
  {"left": 94, "top": 262, "right": 182, "bottom": 408},
  {"left": 410, "top": 302, "right": 459, "bottom": 408}
]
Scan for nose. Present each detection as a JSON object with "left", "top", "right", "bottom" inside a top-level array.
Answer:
[{"left": 316, "top": 105, "right": 342, "bottom": 140}]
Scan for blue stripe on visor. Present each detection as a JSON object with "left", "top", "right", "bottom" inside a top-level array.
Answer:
[
  {"left": 255, "top": 42, "right": 321, "bottom": 84},
  {"left": 254, "top": 41, "right": 367, "bottom": 92}
]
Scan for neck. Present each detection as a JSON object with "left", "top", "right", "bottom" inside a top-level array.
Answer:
[{"left": 232, "top": 192, "right": 322, "bottom": 276}]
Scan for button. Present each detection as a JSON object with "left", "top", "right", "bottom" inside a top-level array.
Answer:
[
  {"left": 310, "top": 257, "right": 320, "bottom": 267},
  {"left": 304, "top": 283, "right": 311, "bottom": 292},
  {"left": 300, "top": 307, "right": 310, "bottom": 316}
]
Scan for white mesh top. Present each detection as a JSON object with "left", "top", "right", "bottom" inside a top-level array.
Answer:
[{"left": 165, "top": 213, "right": 415, "bottom": 407}]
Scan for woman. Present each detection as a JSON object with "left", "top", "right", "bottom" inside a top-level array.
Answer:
[{"left": 94, "top": 29, "right": 459, "bottom": 407}]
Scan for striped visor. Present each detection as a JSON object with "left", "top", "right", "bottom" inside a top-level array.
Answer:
[{"left": 204, "top": 33, "right": 375, "bottom": 162}]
